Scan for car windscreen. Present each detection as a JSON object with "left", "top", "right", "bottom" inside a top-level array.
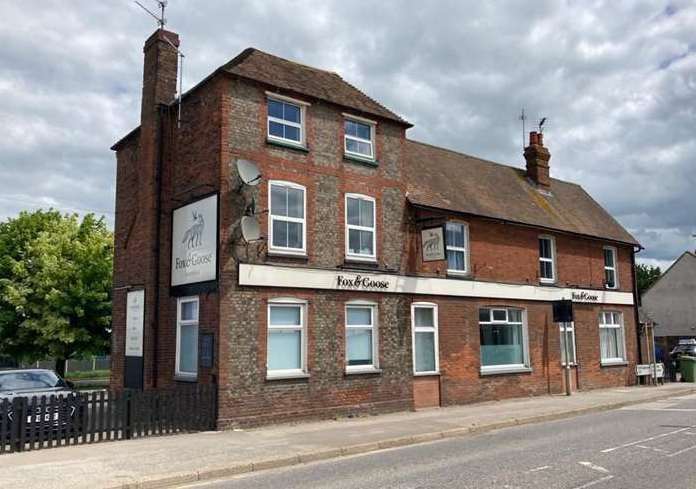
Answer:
[{"left": 0, "top": 371, "right": 63, "bottom": 392}]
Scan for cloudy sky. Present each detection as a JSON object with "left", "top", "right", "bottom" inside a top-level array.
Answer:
[{"left": 0, "top": 0, "right": 694, "bottom": 268}]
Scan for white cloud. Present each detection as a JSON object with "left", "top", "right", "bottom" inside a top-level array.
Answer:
[{"left": 0, "top": 0, "right": 694, "bottom": 265}]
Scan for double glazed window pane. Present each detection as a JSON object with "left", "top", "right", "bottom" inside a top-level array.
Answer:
[
  {"left": 480, "top": 324, "right": 524, "bottom": 366},
  {"left": 268, "top": 305, "right": 302, "bottom": 371},
  {"left": 446, "top": 223, "right": 466, "bottom": 247},
  {"left": 447, "top": 250, "right": 466, "bottom": 271},
  {"left": 268, "top": 330, "right": 301, "bottom": 370},
  {"left": 347, "top": 328, "right": 373, "bottom": 366},
  {"left": 347, "top": 197, "right": 374, "bottom": 256},
  {"left": 345, "top": 120, "right": 371, "bottom": 140},
  {"left": 179, "top": 324, "right": 197, "bottom": 374},
  {"left": 346, "top": 306, "right": 374, "bottom": 367},
  {"left": 271, "top": 184, "right": 304, "bottom": 250},
  {"left": 415, "top": 332, "right": 436, "bottom": 372},
  {"left": 268, "top": 99, "right": 301, "bottom": 142},
  {"left": 414, "top": 307, "right": 434, "bottom": 328},
  {"left": 600, "top": 328, "right": 622, "bottom": 360},
  {"left": 345, "top": 120, "right": 373, "bottom": 157},
  {"left": 446, "top": 223, "right": 466, "bottom": 271},
  {"left": 180, "top": 300, "right": 198, "bottom": 321},
  {"left": 540, "top": 260, "right": 554, "bottom": 280}
]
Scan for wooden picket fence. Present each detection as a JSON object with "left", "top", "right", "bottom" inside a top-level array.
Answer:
[{"left": 0, "top": 385, "right": 216, "bottom": 454}]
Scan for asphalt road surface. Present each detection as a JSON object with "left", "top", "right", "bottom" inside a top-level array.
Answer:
[{"left": 183, "top": 393, "right": 696, "bottom": 489}]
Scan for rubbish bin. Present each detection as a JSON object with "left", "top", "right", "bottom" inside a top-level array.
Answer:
[{"left": 679, "top": 356, "right": 696, "bottom": 382}]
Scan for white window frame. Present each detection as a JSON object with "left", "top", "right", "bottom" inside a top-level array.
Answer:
[
  {"left": 345, "top": 301, "right": 380, "bottom": 374},
  {"left": 539, "top": 235, "right": 556, "bottom": 284},
  {"left": 345, "top": 193, "right": 377, "bottom": 262},
  {"left": 175, "top": 296, "right": 199, "bottom": 380},
  {"left": 559, "top": 322, "right": 577, "bottom": 366},
  {"left": 599, "top": 311, "right": 626, "bottom": 365},
  {"left": 446, "top": 221, "right": 469, "bottom": 275},
  {"left": 343, "top": 114, "right": 376, "bottom": 161},
  {"left": 267, "top": 298, "right": 308, "bottom": 380},
  {"left": 268, "top": 180, "right": 307, "bottom": 256},
  {"left": 603, "top": 246, "right": 619, "bottom": 289},
  {"left": 411, "top": 302, "right": 439, "bottom": 375},
  {"left": 479, "top": 307, "right": 531, "bottom": 375},
  {"left": 266, "top": 94, "right": 307, "bottom": 147}
]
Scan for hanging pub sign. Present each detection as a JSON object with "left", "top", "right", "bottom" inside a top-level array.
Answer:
[
  {"left": 171, "top": 194, "right": 218, "bottom": 289},
  {"left": 552, "top": 299, "right": 574, "bottom": 323},
  {"left": 421, "top": 226, "right": 446, "bottom": 262}
]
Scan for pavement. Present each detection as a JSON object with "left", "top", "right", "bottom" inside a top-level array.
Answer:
[
  {"left": 188, "top": 390, "right": 696, "bottom": 489},
  {"left": 1, "top": 383, "right": 694, "bottom": 489}
]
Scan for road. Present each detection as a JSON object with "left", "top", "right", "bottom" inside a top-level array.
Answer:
[{"left": 183, "top": 393, "right": 696, "bottom": 489}]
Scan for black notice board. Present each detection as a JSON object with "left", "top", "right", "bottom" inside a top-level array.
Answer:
[
  {"left": 552, "top": 299, "right": 574, "bottom": 323},
  {"left": 199, "top": 333, "right": 214, "bottom": 369}
]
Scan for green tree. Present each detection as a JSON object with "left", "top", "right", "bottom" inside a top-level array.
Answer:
[
  {"left": 636, "top": 263, "right": 662, "bottom": 296},
  {"left": 0, "top": 210, "right": 113, "bottom": 376}
]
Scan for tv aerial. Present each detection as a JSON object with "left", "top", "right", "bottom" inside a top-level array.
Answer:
[{"left": 134, "top": 0, "right": 167, "bottom": 29}]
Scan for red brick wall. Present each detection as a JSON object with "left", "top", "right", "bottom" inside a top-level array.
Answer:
[{"left": 412, "top": 209, "right": 634, "bottom": 293}]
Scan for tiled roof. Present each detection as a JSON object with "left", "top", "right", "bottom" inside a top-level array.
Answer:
[
  {"left": 405, "top": 140, "right": 639, "bottom": 246},
  {"left": 221, "top": 48, "right": 410, "bottom": 126}
]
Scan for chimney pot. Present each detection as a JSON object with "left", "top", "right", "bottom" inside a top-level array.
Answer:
[{"left": 524, "top": 131, "right": 551, "bottom": 188}]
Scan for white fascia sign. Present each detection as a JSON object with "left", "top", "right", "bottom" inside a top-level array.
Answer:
[
  {"left": 171, "top": 194, "right": 218, "bottom": 287},
  {"left": 239, "top": 263, "right": 635, "bottom": 306}
]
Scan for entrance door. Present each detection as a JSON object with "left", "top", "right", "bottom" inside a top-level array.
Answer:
[{"left": 560, "top": 322, "right": 578, "bottom": 392}]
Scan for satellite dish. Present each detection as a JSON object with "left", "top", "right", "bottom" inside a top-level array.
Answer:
[
  {"left": 240, "top": 216, "right": 261, "bottom": 242},
  {"left": 237, "top": 159, "right": 262, "bottom": 186}
]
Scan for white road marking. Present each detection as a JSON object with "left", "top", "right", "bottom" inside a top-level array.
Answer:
[
  {"left": 572, "top": 475, "right": 614, "bottom": 489},
  {"left": 666, "top": 444, "right": 696, "bottom": 457},
  {"left": 526, "top": 465, "right": 551, "bottom": 473},
  {"left": 601, "top": 425, "right": 696, "bottom": 453},
  {"left": 578, "top": 461, "right": 610, "bottom": 474},
  {"left": 636, "top": 445, "right": 670, "bottom": 454}
]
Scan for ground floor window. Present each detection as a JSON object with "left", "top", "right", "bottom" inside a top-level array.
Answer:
[
  {"left": 176, "top": 296, "right": 199, "bottom": 379},
  {"left": 599, "top": 311, "right": 625, "bottom": 365},
  {"left": 345, "top": 302, "right": 378, "bottom": 372},
  {"left": 559, "top": 322, "right": 577, "bottom": 366},
  {"left": 412, "top": 303, "right": 439, "bottom": 374},
  {"left": 479, "top": 307, "right": 529, "bottom": 373},
  {"left": 267, "top": 299, "right": 307, "bottom": 378}
]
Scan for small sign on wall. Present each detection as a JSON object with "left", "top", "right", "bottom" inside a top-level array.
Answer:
[
  {"left": 199, "top": 333, "right": 215, "bottom": 369},
  {"left": 125, "top": 289, "right": 145, "bottom": 357},
  {"left": 171, "top": 194, "right": 218, "bottom": 288},
  {"left": 421, "top": 226, "right": 445, "bottom": 262}
]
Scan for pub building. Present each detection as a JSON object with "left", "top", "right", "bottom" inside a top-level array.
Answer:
[{"left": 111, "top": 28, "right": 643, "bottom": 427}]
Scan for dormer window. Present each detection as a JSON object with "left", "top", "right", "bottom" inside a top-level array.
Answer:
[
  {"left": 344, "top": 115, "right": 375, "bottom": 160},
  {"left": 267, "top": 94, "right": 307, "bottom": 147}
]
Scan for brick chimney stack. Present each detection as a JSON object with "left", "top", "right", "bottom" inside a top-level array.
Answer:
[
  {"left": 140, "top": 29, "right": 179, "bottom": 125},
  {"left": 524, "top": 131, "right": 551, "bottom": 188}
]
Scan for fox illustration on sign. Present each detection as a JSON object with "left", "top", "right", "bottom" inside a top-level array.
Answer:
[{"left": 182, "top": 211, "right": 205, "bottom": 249}]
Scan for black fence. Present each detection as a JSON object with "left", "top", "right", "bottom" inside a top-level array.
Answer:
[{"left": 0, "top": 385, "right": 216, "bottom": 454}]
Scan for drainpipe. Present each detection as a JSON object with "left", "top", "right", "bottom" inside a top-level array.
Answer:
[{"left": 631, "top": 246, "right": 643, "bottom": 380}]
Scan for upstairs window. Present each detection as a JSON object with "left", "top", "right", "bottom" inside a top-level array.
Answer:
[
  {"left": 344, "top": 117, "right": 375, "bottom": 160},
  {"left": 345, "top": 194, "right": 376, "bottom": 261},
  {"left": 267, "top": 97, "right": 304, "bottom": 146},
  {"left": 539, "top": 236, "right": 556, "bottom": 283},
  {"left": 446, "top": 222, "right": 468, "bottom": 274},
  {"left": 604, "top": 247, "right": 618, "bottom": 289},
  {"left": 599, "top": 311, "right": 625, "bottom": 365},
  {"left": 269, "top": 181, "right": 306, "bottom": 254}
]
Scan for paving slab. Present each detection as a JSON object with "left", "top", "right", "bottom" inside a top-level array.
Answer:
[{"left": 0, "top": 383, "right": 693, "bottom": 489}]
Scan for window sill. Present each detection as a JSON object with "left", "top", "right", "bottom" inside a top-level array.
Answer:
[
  {"left": 266, "top": 372, "right": 310, "bottom": 381},
  {"left": 414, "top": 371, "right": 440, "bottom": 377},
  {"left": 601, "top": 360, "right": 628, "bottom": 367},
  {"left": 266, "top": 138, "right": 309, "bottom": 153},
  {"left": 174, "top": 374, "right": 198, "bottom": 383},
  {"left": 480, "top": 366, "right": 532, "bottom": 376},
  {"left": 267, "top": 250, "right": 308, "bottom": 259},
  {"left": 447, "top": 270, "right": 470, "bottom": 279},
  {"left": 343, "top": 154, "right": 379, "bottom": 167},
  {"left": 344, "top": 257, "right": 378, "bottom": 265},
  {"left": 345, "top": 367, "right": 382, "bottom": 376},
  {"left": 539, "top": 280, "right": 557, "bottom": 286}
]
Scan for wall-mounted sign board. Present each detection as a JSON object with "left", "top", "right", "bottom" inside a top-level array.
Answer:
[
  {"left": 421, "top": 226, "right": 445, "bottom": 262},
  {"left": 171, "top": 194, "right": 218, "bottom": 289},
  {"left": 125, "top": 289, "right": 145, "bottom": 357}
]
